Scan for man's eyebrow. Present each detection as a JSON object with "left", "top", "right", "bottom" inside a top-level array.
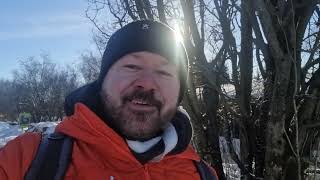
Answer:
[{"left": 130, "top": 54, "right": 141, "bottom": 59}]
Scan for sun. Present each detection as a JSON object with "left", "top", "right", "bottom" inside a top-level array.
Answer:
[{"left": 173, "top": 23, "right": 183, "bottom": 43}]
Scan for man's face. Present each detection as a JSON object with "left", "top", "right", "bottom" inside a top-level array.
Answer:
[{"left": 100, "top": 51, "right": 180, "bottom": 139}]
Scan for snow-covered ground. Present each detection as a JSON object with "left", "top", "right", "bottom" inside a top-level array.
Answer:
[
  {"left": 220, "top": 136, "right": 241, "bottom": 180},
  {"left": 0, "top": 122, "right": 23, "bottom": 148},
  {"left": 0, "top": 121, "right": 59, "bottom": 148},
  {"left": 25, "top": 121, "right": 59, "bottom": 135}
]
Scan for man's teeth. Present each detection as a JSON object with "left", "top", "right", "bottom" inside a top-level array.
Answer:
[{"left": 131, "top": 99, "right": 149, "bottom": 105}]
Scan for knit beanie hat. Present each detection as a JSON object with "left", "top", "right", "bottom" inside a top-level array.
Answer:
[{"left": 97, "top": 20, "right": 189, "bottom": 103}]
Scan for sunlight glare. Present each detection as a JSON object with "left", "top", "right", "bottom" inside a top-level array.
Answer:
[{"left": 173, "top": 23, "right": 183, "bottom": 43}]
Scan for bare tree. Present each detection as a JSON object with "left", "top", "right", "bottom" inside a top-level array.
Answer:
[
  {"left": 79, "top": 52, "right": 102, "bottom": 83},
  {"left": 0, "top": 79, "right": 19, "bottom": 121},
  {"left": 13, "top": 54, "right": 79, "bottom": 122},
  {"left": 84, "top": 0, "right": 320, "bottom": 179}
]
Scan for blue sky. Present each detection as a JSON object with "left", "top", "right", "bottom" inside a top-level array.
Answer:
[{"left": 0, "top": 0, "right": 97, "bottom": 80}]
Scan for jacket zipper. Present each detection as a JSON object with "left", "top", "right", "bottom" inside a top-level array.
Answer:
[{"left": 143, "top": 165, "right": 151, "bottom": 180}]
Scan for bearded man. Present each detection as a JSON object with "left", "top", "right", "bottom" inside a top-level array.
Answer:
[{"left": 0, "top": 20, "right": 218, "bottom": 180}]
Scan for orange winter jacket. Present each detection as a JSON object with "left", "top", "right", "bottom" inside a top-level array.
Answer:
[{"left": 0, "top": 103, "right": 217, "bottom": 180}]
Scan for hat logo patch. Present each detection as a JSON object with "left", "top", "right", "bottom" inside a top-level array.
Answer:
[{"left": 142, "top": 23, "right": 150, "bottom": 30}]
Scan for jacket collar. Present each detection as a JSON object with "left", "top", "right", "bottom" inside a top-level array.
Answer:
[{"left": 56, "top": 103, "right": 199, "bottom": 165}]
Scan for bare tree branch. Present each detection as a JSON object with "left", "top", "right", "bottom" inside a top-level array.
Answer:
[
  {"left": 85, "top": 5, "right": 111, "bottom": 38},
  {"left": 156, "top": 0, "right": 167, "bottom": 24},
  {"left": 199, "top": 0, "right": 205, "bottom": 46},
  {"left": 123, "top": 0, "right": 138, "bottom": 20},
  {"left": 142, "top": 0, "right": 154, "bottom": 20},
  {"left": 134, "top": 0, "right": 146, "bottom": 19},
  {"left": 302, "top": 30, "right": 320, "bottom": 73},
  {"left": 107, "top": 0, "right": 127, "bottom": 27},
  {"left": 255, "top": 47, "right": 266, "bottom": 79},
  {"left": 254, "top": 0, "right": 285, "bottom": 61}
]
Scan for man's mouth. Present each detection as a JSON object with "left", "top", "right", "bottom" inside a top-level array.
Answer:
[
  {"left": 131, "top": 99, "right": 152, "bottom": 106},
  {"left": 122, "top": 89, "right": 162, "bottom": 111},
  {"left": 127, "top": 98, "right": 157, "bottom": 111}
]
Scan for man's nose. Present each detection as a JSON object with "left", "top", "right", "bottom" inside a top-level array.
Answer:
[{"left": 133, "top": 71, "right": 158, "bottom": 91}]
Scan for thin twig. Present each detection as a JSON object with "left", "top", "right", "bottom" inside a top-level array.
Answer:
[
  {"left": 289, "top": 0, "right": 301, "bottom": 179},
  {"left": 283, "top": 126, "right": 298, "bottom": 158}
]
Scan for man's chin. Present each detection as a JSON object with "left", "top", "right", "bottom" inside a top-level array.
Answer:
[
  {"left": 118, "top": 113, "right": 161, "bottom": 140},
  {"left": 122, "top": 105, "right": 160, "bottom": 124}
]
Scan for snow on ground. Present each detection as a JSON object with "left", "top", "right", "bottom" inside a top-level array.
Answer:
[
  {"left": 220, "top": 136, "right": 241, "bottom": 180},
  {"left": 25, "top": 121, "right": 59, "bottom": 135},
  {"left": 0, "top": 122, "right": 23, "bottom": 148},
  {"left": 0, "top": 121, "right": 59, "bottom": 148},
  {"left": 305, "top": 166, "right": 320, "bottom": 180},
  {"left": 223, "top": 163, "right": 241, "bottom": 180},
  {"left": 222, "top": 79, "right": 264, "bottom": 98}
]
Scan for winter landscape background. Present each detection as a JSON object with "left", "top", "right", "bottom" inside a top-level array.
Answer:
[{"left": 1, "top": 0, "right": 320, "bottom": 179}]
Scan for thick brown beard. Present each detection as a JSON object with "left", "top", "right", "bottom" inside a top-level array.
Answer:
[{"left": 100, "top": 91, "right": 177, "bottom": 140}]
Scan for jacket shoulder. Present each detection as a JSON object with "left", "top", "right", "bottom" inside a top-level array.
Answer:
[{"left": 0, "top": 132, "right": 41, "bottom": 180}]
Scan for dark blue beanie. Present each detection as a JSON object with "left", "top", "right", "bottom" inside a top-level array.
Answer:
[{"left": 97, "top": 20, "right": 189, "bottom": 102}]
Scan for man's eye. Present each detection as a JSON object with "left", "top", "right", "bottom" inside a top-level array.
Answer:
[
  {"left": 123, "top": 64, "right": 141, "bottom": 71},
  {"left": 157, "top": 70, "right": 173, "bottom": 77}
]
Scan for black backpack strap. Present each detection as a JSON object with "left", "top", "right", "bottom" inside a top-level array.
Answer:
[
  {"left": 24, "top": 133, "right": 51, "bottom": 180},
  {"left": 194, "top": 160, "right": 218, "bottom": 180},
  {"left": 24, "top": 132, "right": 74, "bottom": 180}
]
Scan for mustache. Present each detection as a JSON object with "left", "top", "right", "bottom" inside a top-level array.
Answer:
[{"left": 122, "top": 89, "right": 162, "bottom": 110}]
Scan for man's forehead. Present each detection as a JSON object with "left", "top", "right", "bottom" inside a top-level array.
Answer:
[{"left": 119, "top": 52, "right": 176, "bottom": 66}]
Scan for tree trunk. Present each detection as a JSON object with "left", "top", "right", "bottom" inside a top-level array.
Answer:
[
  {"left": 134, "top": 0, "right": 146, "bottom": 19},
  {"left": 203, "top": 85, "right": 226, "bottom": 180},
  {"left": 239, "top": 0, "right": 254, "bottom": 178},
  {"left": 156, "top": 0, "right": 167, "bottom": 24}
]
